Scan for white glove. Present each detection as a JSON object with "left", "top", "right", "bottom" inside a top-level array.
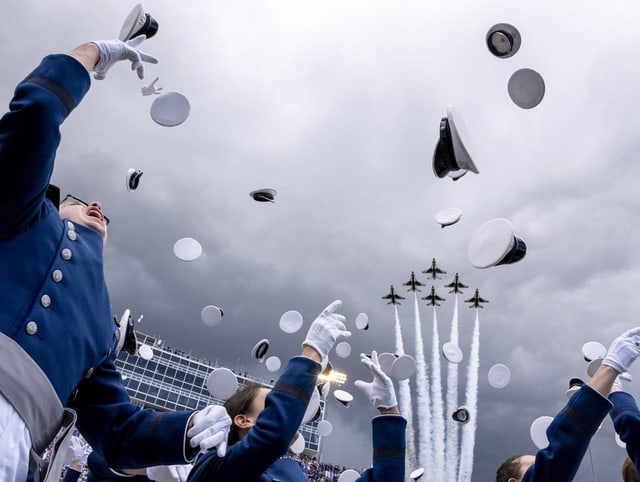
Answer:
[
  {"left": 91, "top": 35, "right": 158, "bottom": 80},
  {"left": 146, "top": 464, "right": 192, "bottom": 482},
  {"left": 602, "top": 327, "right": 640, "bottom": 374},
  {"left": 302, "top": 300, "right": 351, "bottom": 360},
  {"left": 69, "top": 436, "right": 90, "bottom": 465},
  {"left": 354, "top": 351, "right": 397, "bottom": 409},
  {"left": 186, "top": 405, "right": 231, "bottom": 455}
]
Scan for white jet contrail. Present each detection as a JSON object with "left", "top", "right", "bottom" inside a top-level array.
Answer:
[
  {"left": 394, "top": 305, "right": 416, "bottom": 471},
  {"left": 458, "top": 309, "right": 480, "bottom": 482},
  {"left": 431, "top": 307, "right": 445, "bottom": 481},
  {"left": 413, "top": 293, "right": 432, "bottom": 474},
  {"left": 444, "top": 296, "right": 461, "bottom": 482}
]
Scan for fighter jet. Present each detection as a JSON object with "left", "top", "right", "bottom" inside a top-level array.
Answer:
[
  {"left": 403, "top": 271, "right": 426, "bottom": 292},
  {"left": 464, "top": 289, "right": 489, "bottom": 308},
  {"left": 444, "top": 273, "right": 468, "bottom": 294},
  {"left": 422, "top": 286, "right": 446, "bottom": 306},
  {"left": 422, "top": 258, "right": 446, "bottom": 280},
  {"left": 382, "top": 285, "right": 406, "bottom": 305}
]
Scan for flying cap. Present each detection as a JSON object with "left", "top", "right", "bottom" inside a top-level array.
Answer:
[
  {"left": 581, "top": 341, "right": 606, "bottom": 362},
  {"left": 435, "top": 208, "right": 463, "bottom": 228},
  {"left": 126, "top": 168, "right": 143, "bottom": 192},
  {"left": 355, "top": 313, "right": 369, "bottom": 330},
  {"left": 279, "top": 310, "right": 303, "bottom": 334},
  {"left": 338, "top": 469, "right": 360, "bottom": 482},
  {"left": 488, "top": 364, "right": 511, "bottom": 389},
  {"left": 173, "top": 237, "right": 202, "bottom": 261},
  {"left": 201, "top": 305, "right": 224, "bottom": 327},
  {"left": 452, "top": 407, "right": 470, "bottom": 424},
  {"left": 566, "top": 377, "right": 584, "bottom": 398},
  {"left": 318, "top": 381, "right": 331, "bottom": 399},
  {"left": 251, "top": 339, "right": 270, "bottom": 362},
  {"left": 150, "top": 92, "right": 190, "bottom": 127},
  {"left": 442, "top": 342, "right": 463, "bottom": 363},
  {"left": 333, "top": 389, "right": 354, "bottom": 407},
  {"left": 377, "top": 352, "right": 396, "bottom": 376},
  {"left": 433, "top": 106, "right": 479, "bottom": 179},
  {"left": 468, "top": 218, "right": 526, "bottom": 269},
  {"left": 317, "top": 420, "right": 333, "bottom": 436},
  {"left": 410, "top": 467, "right": 425, "bottom": 481},
  {"left": 265, "top": 356, "right": 282, "bottom": 372},
  {"left": 205, "top": 367, "right": 238, "bottom": 401},
  {"left": 486, "top": 23, "right": 521, "bottom": 58},
  {"left": 249, "top": 188, "right": 277, "bottom": 203},
  {"left": 508, "top": 68, "right": 545, "bottom": 109},
  {"left": 119, "top": 4, "right": 159, "bottom": 42},
  {"left": 137, "top": 344, "right": 154, "bottom": 360},
  {"left": 530, "top": 416, "right": 553, "bottom": 449},
  {"left": 336, "top": 341, "right": 352, "bottom": 359},
  {"left": 302, "top": 387, "right": 321, "bottom": 424},
  {"left": 586, "top": 357, "right": 603, "bottom": 377},
  {"left": 290, "top": 432, "right": 305, "bottom": 455},
  {"left": 391, "top": 354, "right": 417, "bottom": 380}
]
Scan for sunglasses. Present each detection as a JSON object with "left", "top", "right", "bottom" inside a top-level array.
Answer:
[{"left": 61, "top": 194, "right": 110, "bottom": 226}]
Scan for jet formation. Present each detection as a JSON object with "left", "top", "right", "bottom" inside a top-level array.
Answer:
[
  {"left": 464, "top": 289, "right": 489, "bottom": 308},
  {"left": 382, "top": 285, "right": 406, "bottom": 305},
  {"left": 422, "top": 286, "right": 446, "bottom": 306}
]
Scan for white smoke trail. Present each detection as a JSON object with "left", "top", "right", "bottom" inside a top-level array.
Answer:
[
  {"left": 458, "top": 310, "right": 480, "bottom": 482},
  {"left": 444, "top": 296, "right": 461, "bottom": 482},
  {"left": 413, "top": 294, "right": 432, "bottom": 474},
  {"left": 394, "top": 306, "right": 416, "bottom": 471},
  {"left": 430, "top": 308, "right": 445, "bottom": 481}
]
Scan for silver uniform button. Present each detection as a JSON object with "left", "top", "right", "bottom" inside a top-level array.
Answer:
[
  {"left": 67, "top": 221, "right": 75, "bottom": 231},
  {"left": 26, "top": 321, "right": 38, "bottom": 335},
  {"left": 67, "top": 230, "right": 77, "bottom": 241},
  {"left": 61, "top": 248, "right": 72, "bottom": 260},
  {"left": 85, "top": 367, "right": 94, "bottom": 378},
  {"left": 52, "top": 269, "right": 63, "bottom": 282},
  {"left": 70, "top": 389, "right": 78, "bottom": 402},
  {"left": 40, "top": 294, "right": 51, "bottom": 308}
]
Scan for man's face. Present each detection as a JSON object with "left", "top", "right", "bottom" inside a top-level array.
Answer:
[
  {"left": 59, "top": 199, "right": 108, "bottom": 244},
  {"left": 514, "top": 455, "right": 535, "bottom": 482}
]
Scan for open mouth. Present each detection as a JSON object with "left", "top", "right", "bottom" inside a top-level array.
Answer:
[{"left": 87, "top": 208, "right": 105, "bottom": 223}]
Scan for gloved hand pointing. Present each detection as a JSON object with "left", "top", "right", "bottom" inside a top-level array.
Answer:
[
  {"left": 187, "top": 405, "right": 231, "bottom": 455},
  {"left": 91, "top": 35, "right": 158, "bottom": 80},
  {"left": 602, "top": 327, "right": 640, "bottom": 374},
  {"left": 354, "top": 351, "right": 398, "bottom": 409},
  {"left": 302, "top": 300, "right": 351, "bottom": 360},
  {"left": 146, "top": 464, "right": 192, "bottom": 482}
]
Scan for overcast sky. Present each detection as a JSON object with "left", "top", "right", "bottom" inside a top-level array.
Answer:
[{"left": 4, "top": 0, "right": 640, "bottom": 480}]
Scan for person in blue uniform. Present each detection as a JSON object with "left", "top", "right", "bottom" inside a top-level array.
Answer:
[
  {"left": 0, "top": 37, "right": 231, "bottom": 482},
  {"left": 609, "top": 380, "right": 640, "bottom": 481},
  {"left": 495, "top": 327, "right": 640, "bottom": 482},
  {"left": 187, "top": 301, "right": 406, "bottom": 482}
]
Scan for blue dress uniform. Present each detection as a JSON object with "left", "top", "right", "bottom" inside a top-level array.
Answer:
[
  {"left": 521, "top": 384, "right": 612, "bottom": 482},
  {"left": 188, "top": 356, "right": 406, "bottom": 482},
  {"left": 609, "top": 391, "right": 640, "bottom": 475},
  {"left": 0, "top": 53, "right": 196, "bottom": 475}
]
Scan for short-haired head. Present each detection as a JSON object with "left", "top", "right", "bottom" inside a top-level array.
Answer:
[
  {"left": 496, "top": 454, "right": 534, "bottom": 482},
  {"left": 623, "top": 457, "right": 640, "bottom": 482}
]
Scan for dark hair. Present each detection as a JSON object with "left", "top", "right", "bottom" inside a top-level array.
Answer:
[
  {"left": 623, "top": 457, "right": 640, "bottom": 482},
  {"left": 496, "top": 455, "right": 526, "bottom": 482},
  {"left": 223, "top": 382, "right": 265, "bottom": 446}
]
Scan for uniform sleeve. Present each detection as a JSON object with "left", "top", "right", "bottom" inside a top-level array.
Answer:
[
  {"left": 355, "top": 415, "right": 406, "bottom": 482},
  {"left": 188, "top": 356, "right": 321, "bottom": 481},
  {"left": 0, "top": 53, "right": 90, "bottom": 237},
  {"left": 609, "top": 391, "right": 640, "bottom": 475},
  {"left": 70, "top": 355, "right": 196, "bottom": 470},
  {"left": 522, "top": 384, "right": 612, "bottom": 482}
]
